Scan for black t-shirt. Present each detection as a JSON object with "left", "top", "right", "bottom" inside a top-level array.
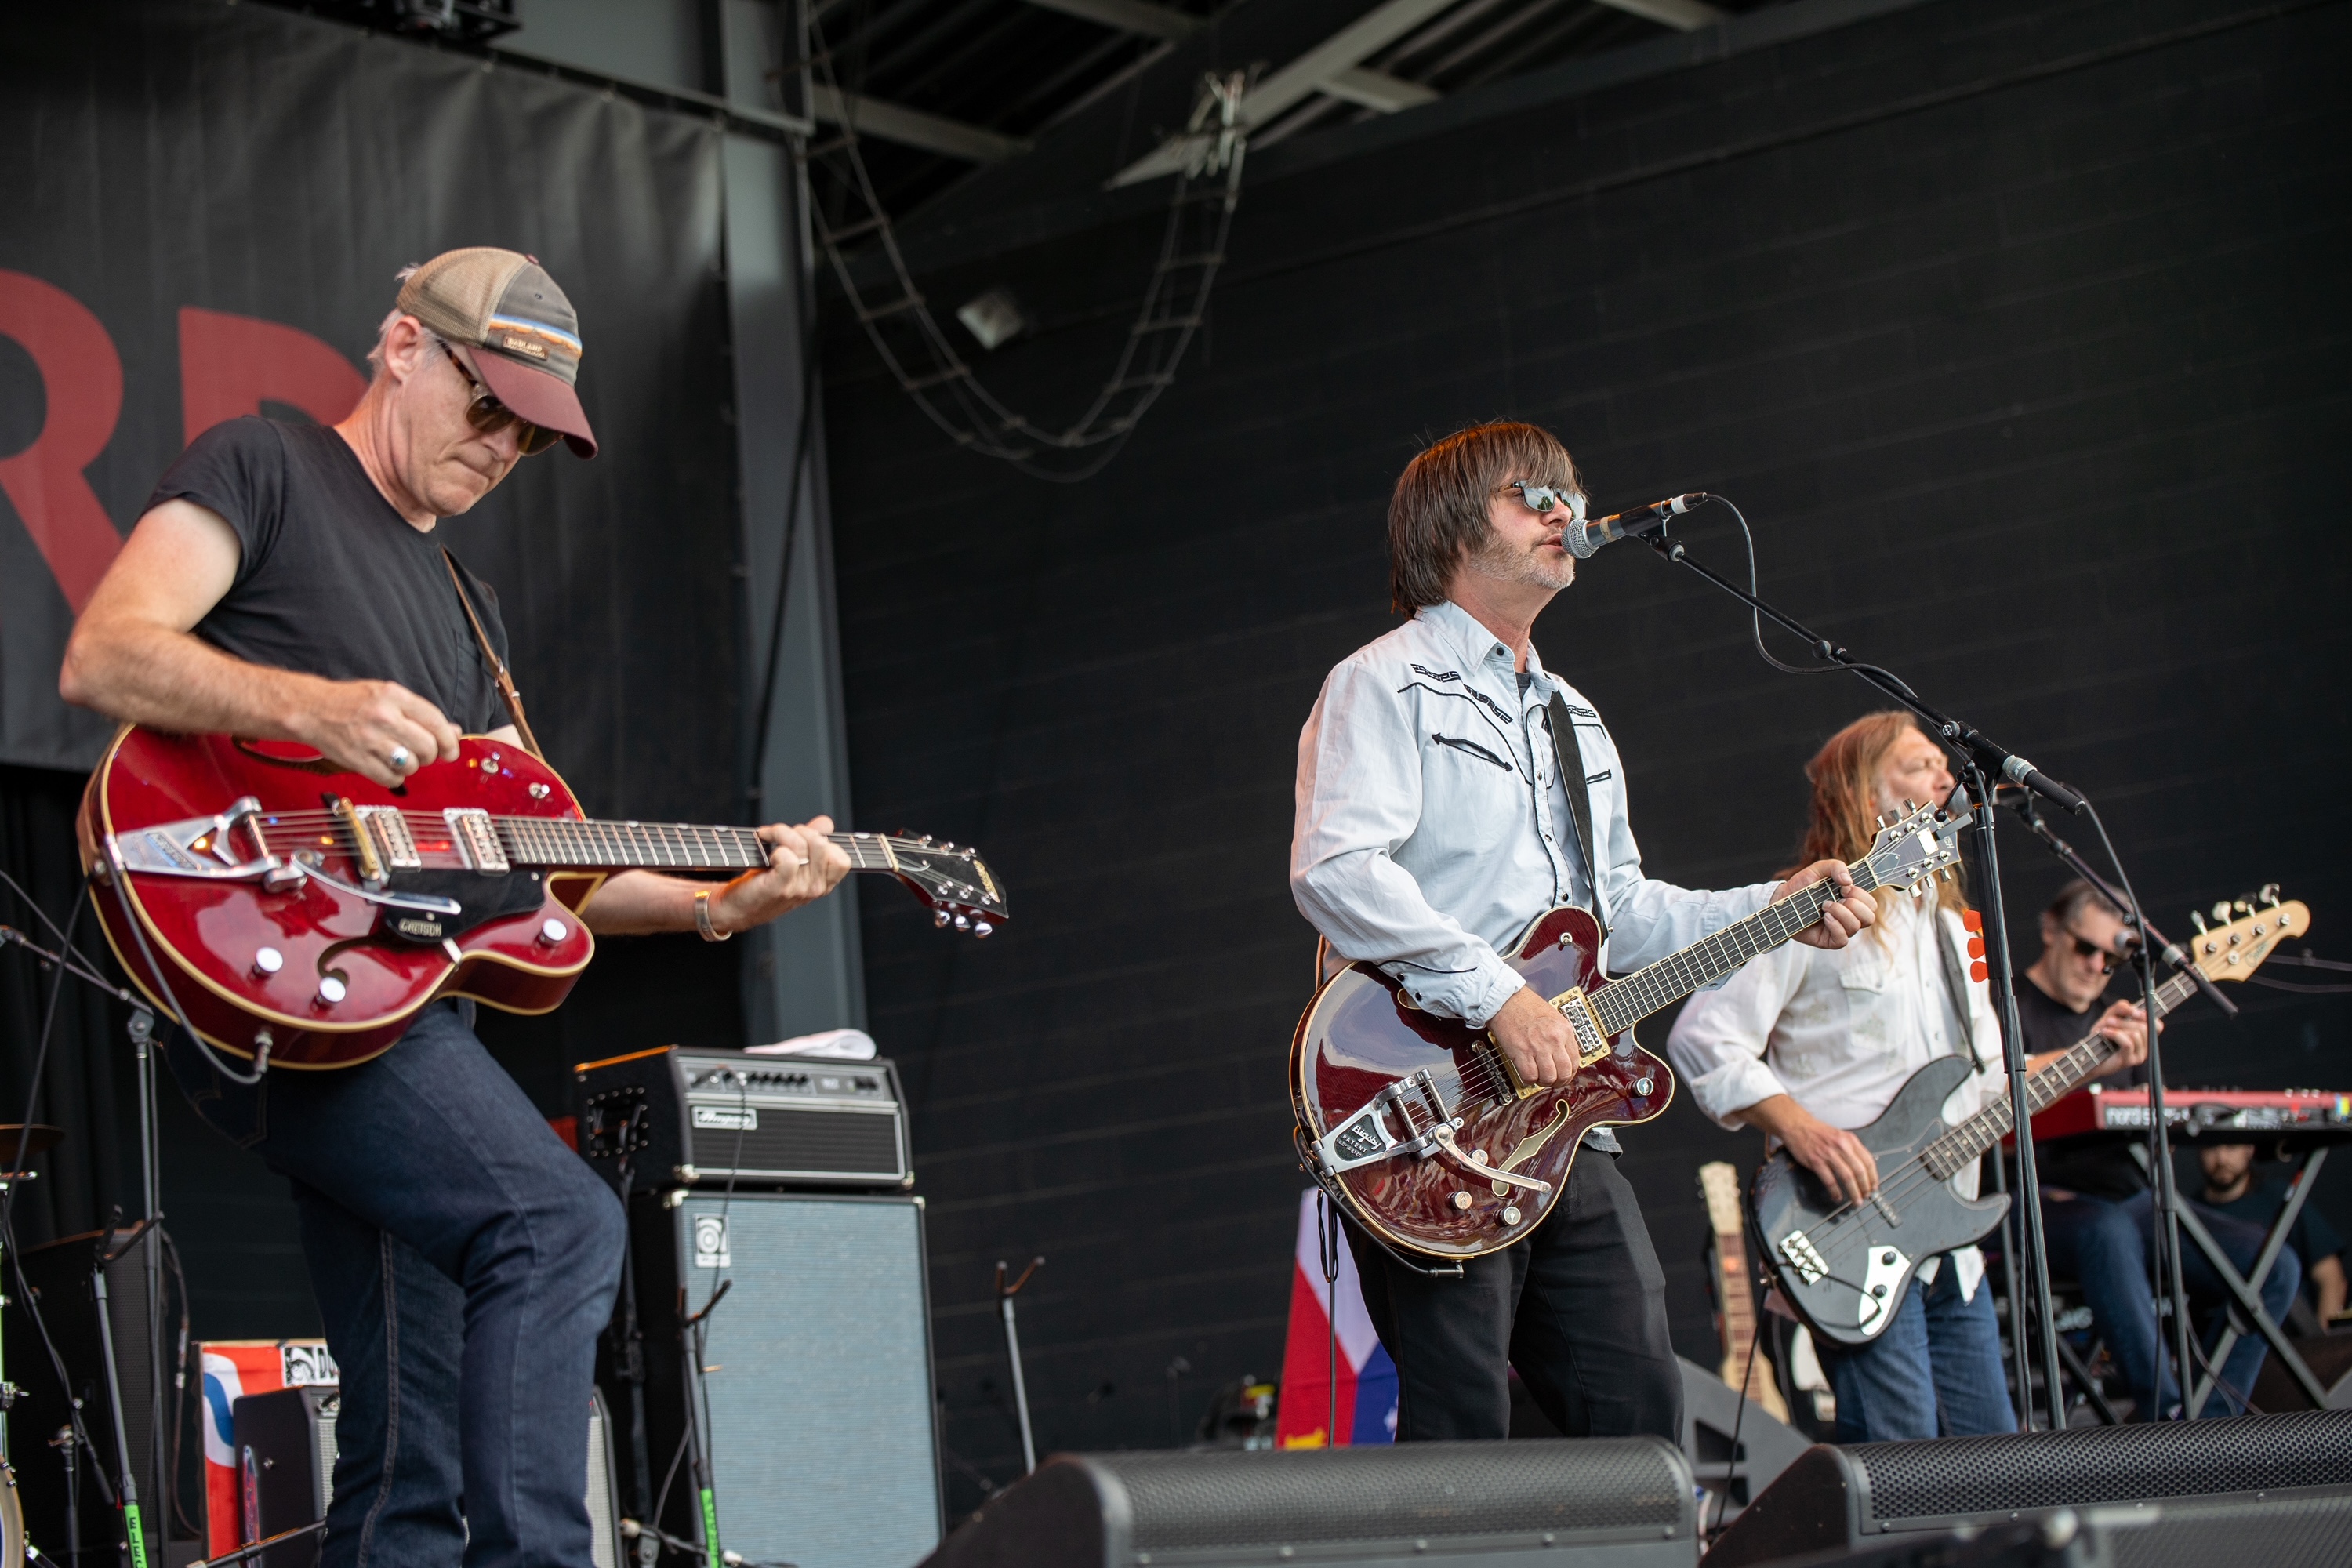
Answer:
[
  {"left": 145, "top": 417, "right": 510, "bottom": 734},
  {"left": 2017, "top": 971, "right": 2148, "bottom": 1200},
  {"left": 2204, "top": 1174, "right": 2344, "bottom": 1273}
]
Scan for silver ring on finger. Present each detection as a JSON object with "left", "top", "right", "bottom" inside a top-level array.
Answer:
[{"left": 389, "top": 746, "right": 413, "bottom": 772}]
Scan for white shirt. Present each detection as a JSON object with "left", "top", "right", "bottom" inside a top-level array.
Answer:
[
  {"left": 1667, "top": 894, "right": 2002, "bottom": 1295},
  {"left": 1290, "top": 600, "right": 1775, "bottom": 1029}
]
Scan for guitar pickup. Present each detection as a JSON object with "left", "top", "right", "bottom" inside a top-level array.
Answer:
[
  {"left": 1778, "top": 1229, "right": 1828, "bottom": 1286},
  {"left": 445, "top": 809, "right": 510, "bottom": 873},
  {"left": 1312, "top": 1071, "right": 1449, "bottom": 1176},
  {"left": 355, "top": 806, "right": 423, "bottom": 871}
]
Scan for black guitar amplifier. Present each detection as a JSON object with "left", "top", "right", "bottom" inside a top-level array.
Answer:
[{"left": 572, "top": 1046, "right": 913, "bottom": 1192}]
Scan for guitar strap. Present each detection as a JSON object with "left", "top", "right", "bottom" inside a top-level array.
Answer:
[
  {"left": 1544, "top": 693, "right": 1609, "bottom": 942},
  {"left": 1931, "top": 903, "right": 1986, "bottom": 1075},
  {"left": 442, "top": 548, "right": 543, "bottom": 759}
]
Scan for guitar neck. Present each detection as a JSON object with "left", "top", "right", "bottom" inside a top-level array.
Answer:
[
  {"left": 1587, "top": 862, "right": 1877, "bottom": 1036},
  {"left": 1920, "top": 970, "right": 2197, "bottom": 1179},
  {"left": 498, "top": 818, "right": 898, "bottom": 875}
]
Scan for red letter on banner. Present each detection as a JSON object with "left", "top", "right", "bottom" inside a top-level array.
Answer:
[
  {"left": 179, "top": 307, "right": 366, "bottom": 445},
  {"left": 0, "top": 270, "right": 125, "bottom": 613}
]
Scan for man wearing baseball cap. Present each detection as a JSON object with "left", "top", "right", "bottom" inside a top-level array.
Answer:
[{"left": 61, "top": 249, "right": 849, "bottom": 1566}]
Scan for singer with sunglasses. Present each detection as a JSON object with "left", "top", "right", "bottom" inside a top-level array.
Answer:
[
  {"left": 58, "top": 249, "right": 851, "bottom": 1568},
  {"left": 1290, "top": 420, "right": 1878, "bottom": 1444},
  {"left": 2023, "top": 880, "right": 2298, "bottom": 1418}
]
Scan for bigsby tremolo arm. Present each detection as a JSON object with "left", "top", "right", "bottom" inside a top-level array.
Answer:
[{"left": 1428, "top": 1123, "right": 1552, "bottom": 1195}]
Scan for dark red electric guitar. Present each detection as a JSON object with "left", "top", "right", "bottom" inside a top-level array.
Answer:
[
  {"left": 79, "top": 728, "right": 1007, "bottom": 1069},
  {"left": 1291, "top": 801, "right": 1963, "bottom": 1261}
]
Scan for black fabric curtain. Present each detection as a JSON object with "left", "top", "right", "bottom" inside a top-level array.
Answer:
[{"left": 0, "top": 761, "right": 130, "bottom": 1251}]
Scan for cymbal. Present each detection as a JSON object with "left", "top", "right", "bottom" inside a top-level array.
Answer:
[{"left": 0, "top": 1124, "right": 64, "bottom": 1162}]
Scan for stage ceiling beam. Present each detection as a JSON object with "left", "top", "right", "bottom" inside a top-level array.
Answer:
[
  {"left": 811, "top": 85, "right": 1033, "bottom": 162},
  {"left": 1111, "top": 0, "right": 1461, "bottom": 186},
  {"left": 1595, "top": 0, "right": 1728, "bottom": 30}
]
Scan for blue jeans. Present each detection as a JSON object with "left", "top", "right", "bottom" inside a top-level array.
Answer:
[
  {"left": 166, "top": 1002, "right": 626, "bottom": 1568},
  {"left": 2041, "top": 1189, "right": 2299, "bottom": 1418},
  {"left": 1817, "top": 1255, "right": 2016, "bottom": 1442}
]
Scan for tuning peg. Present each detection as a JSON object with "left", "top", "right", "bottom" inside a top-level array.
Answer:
[
  {"left": 953, "top": 914, "right": 971, "bottom": 931},
  {"left": 941, "top": 841, "right": 956, "bottom": 851},
  {"left": 2234, "top": 898, "right": 2254, "bottom": 916},
  {"left": 934, "top": 909, "right": 950, "bottom": 927},
  {"left": 2259, "top": 884, "right": 2281, "bottom": 907},
  {"left": 2190, "top": 910, "right": 2209, "bottom": 935},
  {"left": 973, "top": 920, "right": 993, "bottom": 938},
  {"left": 1875, "top": 815, "right": 1887, "bottom": 829},
  {"left": 2212, "top": 901, "right": 2232, "bottom": 924}
]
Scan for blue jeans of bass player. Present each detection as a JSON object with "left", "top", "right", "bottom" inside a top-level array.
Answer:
[
  {"left": 164, "top": 1001, "right": 626, "bottom": 1568},
  {"left": 1817, "top": 1258, "right": 2016, "bottom": 1442}
]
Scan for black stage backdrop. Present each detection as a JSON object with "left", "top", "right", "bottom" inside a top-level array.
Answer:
[
  {"left": 0, "top": 1, "right": 746, "bottom": 1325},
  {"left": 822, "top": 0, "right": 2352, "bottom": 1500}
]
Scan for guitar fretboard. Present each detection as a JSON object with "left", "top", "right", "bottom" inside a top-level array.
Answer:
[
  {"left": 495, "top": 817, "right": 905, "bottom": 874},
  {"left": 1586, "top": 864, "right": 1880, "bottom": 1037},
  {"left": 1918, "top": 971, "right": 2194, "bottom": 1181}
]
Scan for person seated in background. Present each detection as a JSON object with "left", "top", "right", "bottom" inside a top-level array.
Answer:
[
  {"left": 2201, "top": 1142, "right": 2347, "bottom": 1329},
  {"left": 1668, "top": 713, "right": 2143, "bottom": 1440},
  {"left": 2025, "top": 880, "right": 2299, "bottom": 1416}
]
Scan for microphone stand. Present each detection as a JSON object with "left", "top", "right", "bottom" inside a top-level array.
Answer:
[
  {"left": 1634, "top": 527, "right": 2068, "bottom": 1430},
  {"left": 2005, "top": 793, "right": 2212, "bottom": 1410}
]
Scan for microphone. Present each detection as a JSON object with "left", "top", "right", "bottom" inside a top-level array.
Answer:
[{"left": 1566, "top": 493, "right": 1708, "bottom": 558}]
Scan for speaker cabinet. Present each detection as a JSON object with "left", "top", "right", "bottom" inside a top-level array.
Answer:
[
  {"left": 227, "top": 1385, "right": 622, "bottom": 1566},
  {"left": 1703, "top": 1408, "right": 2352, "bottom": 1567},
  {"left": 234, "top": 1386, "right": 336, "bottom": 1568},
  {"left": 607, "top": 1189, "right": 942, "bottom": 1568},
  {"left": 920, "top": 1438, "right": 1700, "bottom": 1568},
  {"left": 2, "top": 1225, "right": 168, "bottom": 1562}
]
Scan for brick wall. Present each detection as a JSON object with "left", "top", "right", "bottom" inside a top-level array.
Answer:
[{"left": 822, "top": 0, "right": 2351, "bottom": 1497}]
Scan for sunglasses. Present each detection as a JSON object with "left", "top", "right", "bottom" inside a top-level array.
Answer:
[
  {"left": 2063, "top": 929, "right": 2120, "bottom": 972},
  {"left": 441, "top": 342, "right": 561, "bottom": 456},
  {"left": 1506, "top": 481, "right": 1588, "bottom": 521}
]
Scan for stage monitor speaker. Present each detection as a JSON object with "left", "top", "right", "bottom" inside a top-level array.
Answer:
[
  {"left": 229, "top": 1385, "right": 623, "bottom": 1567},
  {"left": 608, "top": 1189, "right": 941, "bottom": 1568},
  {"left": 2, "top": 1225, "right": 169, "bottom": 1564},
  {"left": 917, "top": 1437, "right": 1700, "bottom": 1568},
  {"left": 1702, "top": 1408, "right": 2352, "bottom": 1568}
]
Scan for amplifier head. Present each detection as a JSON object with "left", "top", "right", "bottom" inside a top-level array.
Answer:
[{"left": 573, "top": 1045, "right": 913, "bottom": 1192}]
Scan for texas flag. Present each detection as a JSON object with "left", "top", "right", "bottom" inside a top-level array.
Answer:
[{"left": 1276, "top": 1189, "right": 1399, "bottom": 1447}]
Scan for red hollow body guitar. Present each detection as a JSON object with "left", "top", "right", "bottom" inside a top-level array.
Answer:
[
  {"left": 79, "top": 728, "right": 1007, "bottom": 1069},
  {"left": 1291, "top": 801, "right": 1963, "bottom": 1261}
]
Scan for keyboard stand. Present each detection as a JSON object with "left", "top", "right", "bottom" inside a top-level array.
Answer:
[{"left": 2132, "top": 1142, "right": 2334, "bottom": 1414}]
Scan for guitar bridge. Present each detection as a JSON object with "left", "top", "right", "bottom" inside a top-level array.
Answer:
[
  {"left": 1312, "top": 1071, "right": 1450, "bottom": 1176},
  {"left": 1778, "top": 1229, "right": 1828, "bottom": 1286}
]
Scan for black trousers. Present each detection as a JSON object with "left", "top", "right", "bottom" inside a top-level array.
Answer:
[{"left": 1345, "top": 1152, "right": 1682, "bottom": 1443}]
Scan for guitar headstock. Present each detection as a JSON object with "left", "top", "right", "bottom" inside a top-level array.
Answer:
[
  {"left": 2185, "top": 887, "right": 2306, "bottom": 983},
  {"left": 1859, "top": 800, "right": 1965, "bottom": 895},
  {"left": 888, "top": 833, "right": 1009, "bottom": 937},
  {"left": 1698, "top": 1160, "right": 1744, "bottom": 1240}
]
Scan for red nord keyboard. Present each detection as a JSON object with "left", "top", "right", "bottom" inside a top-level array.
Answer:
[{"left": 2029, "top": 1086, "right": 2352, "bottom": 1144}]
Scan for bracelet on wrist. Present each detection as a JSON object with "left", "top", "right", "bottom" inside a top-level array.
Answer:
[{"left": 695, "top": 887, "right": 732, "bottom": 942}]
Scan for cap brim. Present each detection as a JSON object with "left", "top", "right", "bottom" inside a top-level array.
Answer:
[{"left": 474, "top": 350, "right": 598, "bottom": 458}]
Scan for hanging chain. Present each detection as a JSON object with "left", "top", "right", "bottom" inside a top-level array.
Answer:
[{"left": 800, "top": 27, "right": 1249, "bottom": 483}]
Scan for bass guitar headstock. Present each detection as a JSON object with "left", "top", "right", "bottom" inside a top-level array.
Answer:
[
  {"left": 1859, "top": 800, "right": 1966, "bottom": 895},
  {"left": 887, "top": 833, "right": 1009, "bottom": 937},
  {"left": 2186, "top": 887, "right": 2305, "bottom": 983}
]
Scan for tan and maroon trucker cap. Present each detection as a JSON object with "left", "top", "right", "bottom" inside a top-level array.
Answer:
[{"left": 397, "top": 248, "right": 597, "bottom": 457}]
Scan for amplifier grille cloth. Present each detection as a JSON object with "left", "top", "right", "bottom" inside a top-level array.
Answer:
[
  {"left": 1108, "top": 1438, "right": 1686, "bottom": 1551},
  {"left": 688, "top": 1108, "right": 900, "bottom": 1174},
  {"left": 1856, "top": 1409, "right": 2352, "bottom": 1519}
]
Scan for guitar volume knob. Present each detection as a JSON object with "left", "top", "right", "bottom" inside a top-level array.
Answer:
[
  {"left": 1450, "top": 1191, "right": 1472, "bottom": 1211},
  {"left": 253, "top": 946, "right": 284, "bottom": 977},
  {"left": 315, "top": 975, "right": 347, "bottom": 1007}
]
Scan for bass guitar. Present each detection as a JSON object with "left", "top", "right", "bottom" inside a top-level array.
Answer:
[
  {"left": 78, "top": 727, "right": 1007, "bottom": 1069},
  {"left": 1751, "top": 890, "right": 2305, "bottom": 1347},
  {"left": 1292, "top": 800, "right": 1963, "bottom": 1261}
]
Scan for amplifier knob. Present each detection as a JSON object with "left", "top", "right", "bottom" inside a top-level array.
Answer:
[
  {"left": 315, "top": 975, "right": 347, "bottom": 1007},
  {"left": 253, "top": 946, "right": 284, "bottom": 976}
]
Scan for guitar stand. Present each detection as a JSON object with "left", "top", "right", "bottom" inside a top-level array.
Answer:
[{"left": 2126, "top": 1142, "right": 2335, "bottom": 1414}]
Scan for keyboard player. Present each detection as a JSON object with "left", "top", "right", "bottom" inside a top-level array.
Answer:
[{"left": 2024, "top": 879, "right": 2296, "bottom": 1417}]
